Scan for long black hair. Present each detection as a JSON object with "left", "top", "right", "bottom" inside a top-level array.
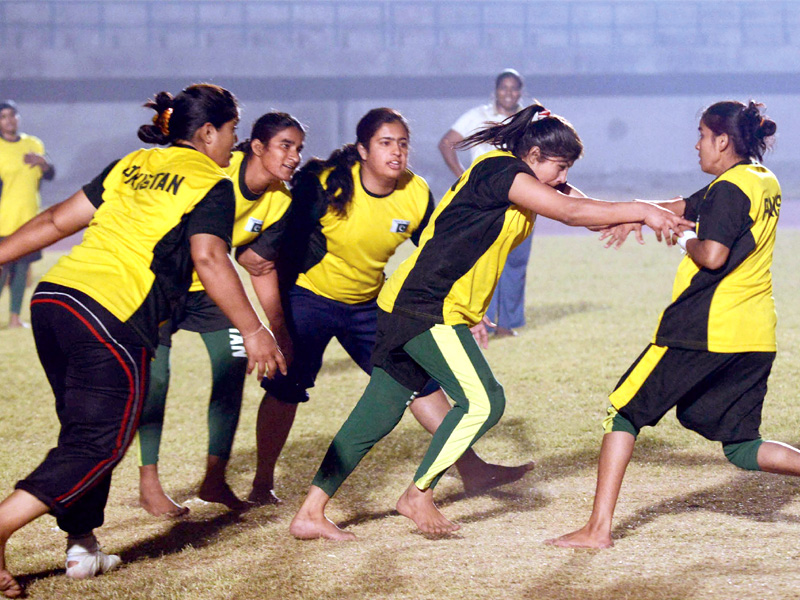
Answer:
[
  {"left": 701, "top": 100, "right": 776, "bottom": 162},
  {"left": 292, "top": 107, "right": 409, "bottom": 217},
  {"left": 457, "top": 103, "right": 583, "bottom": 163},
  {"left": 234, "top": 111, "right": 306, "bottom": 155},
  {"left": 137, "top": 83, "right": 239, "bottom": 145}
]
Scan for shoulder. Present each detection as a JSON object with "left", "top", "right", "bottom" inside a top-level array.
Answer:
[
  {"left": 20, "top": 133, "right": 44, "bottom": 151},
  {"left": 712, "top": 162, "right": 780, "bottom": 198},
  {"left": 224, "top": 151, "right": 246, "bottom": 177},
  {"left": 398, "top": 169, "right": 430, "bottom": 194}
]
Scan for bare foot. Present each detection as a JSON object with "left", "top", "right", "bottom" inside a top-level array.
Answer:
[
  {"left": 290, "top": 510, "right": 356, "bottom": 541},
  {"left": 461, "top": 460, "right": 534, "bottom": 494},
  {"left": 247, "top": 486, "right": 283, "bottom": 505},
  {"left": 198, "top": 480, "right": 252, "bottom": 511},
  {"left": 0, "top": 570, "right": 22, "bottom": 598},
  {"left": 396, "top": 484, "right": 460, "bottom": 535},
  {"left": 545, "top": 525, "right": 613, "bottom": 549},
  {"left": 139, "top": 466, "right": 189, "bottom": 518}
]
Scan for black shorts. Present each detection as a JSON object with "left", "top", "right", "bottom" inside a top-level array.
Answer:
[
  {"left": 159, "top": 290, "right": 233, "bottom": 347},
  {"left": 610, "top": 344, "right": 775, "bottom": 443}
]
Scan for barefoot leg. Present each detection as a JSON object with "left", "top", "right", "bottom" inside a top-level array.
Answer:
[
  {"left": 249, "top": 394, "right": 297, "bottom": 504},
  {"left": 198, "top": 456, "right": 250, "bottom": 511},
  {"left": 290, "top": 486, "right": 355, "bottom": 541},
  {"left": 410, "top": 389, "right": 531, "bottom": 493},
  {"left": 546, "top": 431, "right": 635, "bottom": 549},
  {"left": 139, "top": 464, "right": 189, "bottom": 518},
  {"left": 757, "top": 441, "right": 800, "bottom": 475},
  {"left": 0, "top": 490, "right": 50, "bottom": 597},
  {"left": 396, "top": 483, "right": 460, "bottom": 535}
]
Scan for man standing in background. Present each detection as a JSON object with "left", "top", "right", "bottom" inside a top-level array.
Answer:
[
  {"left": 0, "top": 100, "right": 54, "bottom": 328},
  {"left": 438, "top": 69, "right": 530, "bottom": 337}
]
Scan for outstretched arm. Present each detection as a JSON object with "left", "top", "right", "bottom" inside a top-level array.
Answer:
[
  {"left": 0, "top": 189, "right": 94, "bottom": 266},
  {"left": 508, "top": 173, "right": 693, "bottom": 243},
  {"left": 597, "top": 198, "right": 688, "bottom": 249}
]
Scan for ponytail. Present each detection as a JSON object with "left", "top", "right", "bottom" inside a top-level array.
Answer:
[
  {"left": 138, "top": 91, "right": 174, "bottom": 145},
  {"left": 293, "top": 145, "right": 361, "bottom": 217},
  {"left": 138, "top": 83, "right": 239, "bottom": 146},
  {"left": 457, "top": 103, "right": 583, "bottom": 163}
]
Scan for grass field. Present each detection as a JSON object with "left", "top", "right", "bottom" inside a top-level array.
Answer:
[{"left": 2, "top": 229, "right": 800, "bottom": 599}]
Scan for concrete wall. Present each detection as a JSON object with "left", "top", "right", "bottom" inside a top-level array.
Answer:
[{"left": 21, "top": 92, "right": 800, "bottom": 209}]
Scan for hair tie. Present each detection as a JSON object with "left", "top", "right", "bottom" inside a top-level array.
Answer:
[
  {"left": 152, "top": 108, "right": 173, "bottom": 136},
  {"left": 531, "top": 109, "right": 551, "bottom": 123}
]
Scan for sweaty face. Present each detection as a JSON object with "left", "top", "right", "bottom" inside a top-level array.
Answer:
[
  {"left": 259, "top": 127, "right": 304, "bottom": 182},
  {"left": 208, "top": 119, "right": 238, "bottom": 168},
  {"left": 532, "top": 156, "right": 572, "bottom": 188},
  {"left": 0, "top": 108, "right": 19, "bottom": 140},
  {"left": 495, "top": 76, "right": 522, "bottom": 115},
  {"left": 360, "top": 122, "right": 409, "bottom": 183}
]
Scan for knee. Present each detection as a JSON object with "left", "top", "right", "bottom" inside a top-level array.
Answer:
[
  {"left": 482, "top": 382, "right": 506, "bottom": 428},
  {"left": 723, "top": 439, "right": 763, "bottom": 471}
]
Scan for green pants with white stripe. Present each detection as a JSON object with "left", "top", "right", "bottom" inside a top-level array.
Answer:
[{"left": 312, "top": 323, "right": 505, "bottom": 497}]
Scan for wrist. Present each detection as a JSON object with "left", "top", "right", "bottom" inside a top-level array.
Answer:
[
  {"left": 677, "top": 230, "right": 697, "bottom": 252},
  {"left": 242, "top": 323, "right": 266, "bottom": 340}
]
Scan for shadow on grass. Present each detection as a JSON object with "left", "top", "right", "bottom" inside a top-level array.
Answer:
[
  {"left": 612, "top": 451, "right": 800, "bottom": 542},
  {"left": 525, "top": 301, "right": 608, "bottom": 330}
]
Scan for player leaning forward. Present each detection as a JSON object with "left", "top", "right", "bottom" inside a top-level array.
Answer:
[
  {"left": 290, "top": 104, "right": 691, "bottom": 540},
  {"left": 549, "top": 100, "right": 798, "bottom": 550},
  {"left": 0, "top": 84, "right": 284, "bottom": 598}
]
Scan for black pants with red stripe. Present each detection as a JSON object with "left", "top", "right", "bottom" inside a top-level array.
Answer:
[{"left": 16, "top": 283, "right": 151, "bottom": 536}]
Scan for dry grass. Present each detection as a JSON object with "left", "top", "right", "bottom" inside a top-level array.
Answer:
[{"left": 2, "top": 229, "right": 800, "bottom": 599}]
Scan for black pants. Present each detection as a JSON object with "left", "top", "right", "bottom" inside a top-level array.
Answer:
[{"left": 16, "top": 283, "right": 151, "bottom": 535}]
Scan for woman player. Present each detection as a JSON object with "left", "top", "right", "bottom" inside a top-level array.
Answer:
[
  {"left": 137, "top": 112, "right": 305, "bottom": 516},
  {"left": 549, "top": 101, "right": 800, "bottom": 549},
  {"left": 289, "top": 104, "right": 691, "bottom": 540},
  {"left": 244, "top": 107, "right": 533, "bottom": 504},
  {"left": 0, "top": 84, "right": 284, "bottom": 597}
]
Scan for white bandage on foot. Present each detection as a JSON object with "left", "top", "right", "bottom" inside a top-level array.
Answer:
[{"left": 65, "top": 534, "right": 122, "bottom": 579}]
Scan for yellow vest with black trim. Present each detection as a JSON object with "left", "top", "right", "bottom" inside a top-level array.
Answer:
[
  {"left": 43, "top": 146, "right": 232, "bottom": 335},
  {"left": 188, "top": 150, "right": 292, "bottom": 292},
  {"left": 296, "top": 162, "right": 432, "bottom": 304},
  {"left": 378, "top": 150, "right": 535, "bottom": 327},
  {"left": 653, "top": 162, "right": 779, "bottom": 352},
  {"left": 0, "top": 133, "right": 46, "bottom": 235}
]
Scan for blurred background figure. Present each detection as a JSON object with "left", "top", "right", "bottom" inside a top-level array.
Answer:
[
  {"left": 438, "top": 69, "right": 530, "bottom": 338},
  {"left": 0, "top": 100, "right": 54, "bottom": 328}
]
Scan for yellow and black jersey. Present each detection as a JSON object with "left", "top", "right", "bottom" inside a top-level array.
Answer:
[
  {"left": 287, "top": 162, "right": 434, "bottom": 304},
  {"left": 0, "top": 133, "right": 46, "bottom": 235},
  {"left": 377, "top": 150, "right": 535, "bottom": 327},
  {"left": 188, "top": 150, "right": 292, "bottom": 292},
  {"left": 654, "top": 160, "right": 780, "bottom": 352},
  {"left": 42, "top": 145, "right": 235, "bottom": 348}
]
